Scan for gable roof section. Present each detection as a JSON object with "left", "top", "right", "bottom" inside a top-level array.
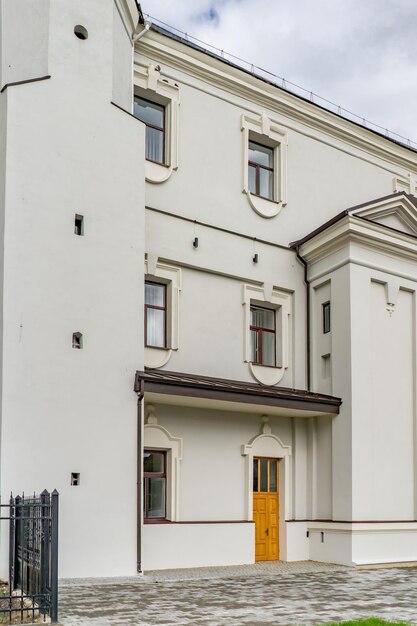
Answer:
[{"left": 291, "top": 192, "right": 417, "bottom": 249}]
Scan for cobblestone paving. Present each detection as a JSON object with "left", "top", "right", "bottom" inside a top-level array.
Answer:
[{"left": 59, "top": 561, "right": 417, "bottom": 626}]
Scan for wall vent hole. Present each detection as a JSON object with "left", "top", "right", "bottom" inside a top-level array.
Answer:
[
  {"left": 72, "top": 332, "right": 83, "bottom": 349},
  {"left": 71, "top": 472, "right": 80, "bottom": 486},
  {"left": 74, "top": 214, "right": 84, "bottom": 236},
  {"left": 74, "top": 25, "right": 88, "bottom": 40},
  {"left": 321, "top": 532, "right": 325, "bottom": 543}
]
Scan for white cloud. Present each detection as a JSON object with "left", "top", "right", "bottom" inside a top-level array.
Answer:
[{"left": 141, "top": 0, "right": 417, "bottom": 145}]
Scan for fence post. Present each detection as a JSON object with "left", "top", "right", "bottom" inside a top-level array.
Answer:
[
  {"left": 50, "top": 490, "right": 59, "bottom": 624},
  {"left": 8, "top": 494, "right": 15, "bottom": 592},
  {"left": 40, "top": 490, "right": 49, "bottom": 615},
  {"left": 14, "top": 494, "right": 22, "bottom": 591}
]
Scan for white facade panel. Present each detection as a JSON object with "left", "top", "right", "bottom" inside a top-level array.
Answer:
[{"left": 142, "top": 522, "right": 254, "bottom": 571}]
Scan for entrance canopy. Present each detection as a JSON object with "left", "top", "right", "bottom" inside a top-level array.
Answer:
[{"left": 135, "top": 369, "right": 341, "bottom": 418}]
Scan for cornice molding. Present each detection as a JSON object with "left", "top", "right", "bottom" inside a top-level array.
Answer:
[
  {"left": 135, "top": 31, "right": 417, "bottom": 173},
  {"left": 300, "top": 215, "right": 417, "bottom": 266}
]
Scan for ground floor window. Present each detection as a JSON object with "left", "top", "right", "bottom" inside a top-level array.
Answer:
[{"left": 144, "top": 450, "right": 166, "bottom": 521}]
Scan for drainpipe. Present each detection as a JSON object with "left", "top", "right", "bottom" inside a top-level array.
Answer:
[
  {"left": 294, "top": 246, "right": 311, "bottom": 392},
  {"left": 136, "top": 379, "right": 145, "bottom": 574},
  {"left": 132, "top": 19, "right": 152, "bottom": 43}
]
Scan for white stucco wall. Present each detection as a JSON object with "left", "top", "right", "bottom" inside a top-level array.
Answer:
[
  {"left": 0, "top": 0, "right": 50, "bottom": 90},
  {"left": 0, "top": 0, "right": 145, "bottom": 579}
]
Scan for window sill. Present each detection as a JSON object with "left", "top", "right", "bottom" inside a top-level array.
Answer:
[
  {"left": 144, "top": 519, "right": 171, "bottom": 524},
  {"left": 144, "top": 346, "right": 172, "bottom": 369},
  {"left": 249, "top": 362, "right": 286, "bottom": 386},
  {"left": 245, "top": 190, "right": 284, "bottom": 219},
  {"left": 145, "top": 159, "right": 175, "bottom": 184}
]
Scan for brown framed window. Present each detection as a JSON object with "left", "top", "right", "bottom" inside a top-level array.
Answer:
[
  {"left": 253, "top": 458, "right": 278, "bottom": 493},
  {"left": 250, "top": 305, "right": 276, "bottom": 367},
  {"left": 145, "top": 282, "right": 166, "bottom": 348},
  {"left": 134, "top": 96, "right": 165, "bottom": 164},
  {"left": 322, "top": 301, "right": 331, "bottom": 334},
  {"left": 144, "top": 450, "right": 166, "bottom": 520},
  {"left": 248, "top": 141, "right": 274, "bottom": 200}
]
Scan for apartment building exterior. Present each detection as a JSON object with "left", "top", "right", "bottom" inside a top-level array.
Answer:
[{"left": 1, "top": 0, "right": 417, "bottom": 578}]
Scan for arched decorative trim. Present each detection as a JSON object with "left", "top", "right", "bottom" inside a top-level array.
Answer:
[
  {"left": 242, "top": 432, "right": 291, "bottom": 458},
  {"left": 144, "top": 421, "right": 183, "bottom": 521},
  {"left": 242, "top": 428, "right": 292, "bottom": 560}
]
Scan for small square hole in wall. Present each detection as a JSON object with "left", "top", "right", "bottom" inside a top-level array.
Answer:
[
  {"left": 321, "top": 354, "right": 331, "bottom": 379},
  {"left": 71, "top": 472, "right": 80, "bottom": 486},
  {"left": 74, "top": 214, "right": 84, "bottom": 235},
  {"left": 72, "top": 332, "right": 83, "bottom": 349}
]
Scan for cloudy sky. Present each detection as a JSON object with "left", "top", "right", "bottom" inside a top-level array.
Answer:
[{"left": 140, "top": 0, "right": 417, "bottom": 148}]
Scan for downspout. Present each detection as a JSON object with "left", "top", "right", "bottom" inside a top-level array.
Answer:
[
  {"left": 294, "top": 246, "right": 311, "bottom": 392},
  {"left": 136, "top": 379, "right": 145, "bottom": 574},
  {"left": 132, "top": 19, "right": 152, "bottom": 43}
]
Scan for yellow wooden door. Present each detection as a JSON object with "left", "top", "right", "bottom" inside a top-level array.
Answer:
[{"left": 253, "top": 458, "right": 279, "bottom": 561}]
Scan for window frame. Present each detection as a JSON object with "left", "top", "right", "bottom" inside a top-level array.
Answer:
[
  {"left": 248, "top": 141, "right": 274, "bottom": 201},
  {"left": 144, "top": 281, "right": 167, "bottom": 349},
  {"left": 243, "top": 283, "right": 292, "bottom": 386},
  {"left": 134, "top": 96, "right": 166, "bottom": 165},
  {"left": 322, "top": 301, "right": 331, "bottom": 334},
  {"left": 253, "top": 457, "right": 278, "bottom": 493},
  {"left": 241, "top": 113, "right": 288, "bottom": 218},
  {"left": 134, "top": 64, "right": 180, "bottom": 184},
  {"left": 250, "top": 305, "right": 277, "bottom": 367},
  {"left": 143, "top": 449, "right": 167, "bottom": 522}
]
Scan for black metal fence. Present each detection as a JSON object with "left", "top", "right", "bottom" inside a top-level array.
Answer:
[{"left": 0, "top": 490, "right": 59, "bottom": 624}]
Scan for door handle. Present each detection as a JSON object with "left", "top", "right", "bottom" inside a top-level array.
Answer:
[{"left": 265, "top": 528, "right": 269, "bottom": 536}]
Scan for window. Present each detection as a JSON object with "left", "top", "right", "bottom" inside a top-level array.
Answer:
[
  {"left": 253, "top": 458, "right": 278, "bottom": 493},
  {"left": 241, "top": 113, "right": 288, "bottom": 218},
  {"left": 250, "top": 306, "right": 276, "bottom": 367},
  {"left": 143, "top": 450, "right": 166, "bottom": 520},
  {"left": 322, "top": 301, "right": 331, "bottom": 334},
  {"left": 248, "top": 142, "right": 274, "bottom": 200},
  {"left": 134, "top": 96, "right": 165, "bottom": 164},
  {"left": 243, "top": 284, "right": 292, "bottom": 386},
  {"left": 145, "top": 282, "right": 166, "bottom": 348},
  {"left": 134, "top": 65, "right": 180, "bottom": 183}
]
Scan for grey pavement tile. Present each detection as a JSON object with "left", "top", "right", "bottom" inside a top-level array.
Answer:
[{"left": 58, "top": 562, "right": 417, "bottom": 626}]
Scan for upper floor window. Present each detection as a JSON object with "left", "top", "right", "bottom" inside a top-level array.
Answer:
[
  {"left": 322, "top": 301, "right": 331, "bottom": 334},
  {"left": 134, "top": 96, "right": 165, "bottom": 164},
  {"left": 250, "top": 305, "right": 276, "bottom": 367},
  {"left": 145, "top": 281, "right": 166, "bottom": 348},
  {"left": 248, "top": 142, "right": 274, "bottom": 200}
]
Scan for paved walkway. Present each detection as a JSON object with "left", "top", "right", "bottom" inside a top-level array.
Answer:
[{"left": 59, "top": 561, "right": 417, "bottom": 626}]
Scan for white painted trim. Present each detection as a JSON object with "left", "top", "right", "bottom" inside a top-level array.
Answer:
[
  {"left": 242, "top": 431, "right": 292, "bottom": 559},
  {"left": 145, "top": 259, "right": 181, "bottom": 368},
  {"left": 134, "top": 63, "right": 180, "bottom": 184},
  {"left": 242, "top": 283, "right": 292, "bottom": 385},
  {"left": 241, "top": 113, "right": 287, "bottom": 218},
  {"left": 144, "top": 421, "right": 183, "bottom": 522}
]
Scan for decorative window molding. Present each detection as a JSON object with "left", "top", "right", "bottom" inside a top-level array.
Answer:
[
  {"left": 241, "top": 113, "right": 288, "bottom": 218},
  {"left": 393, "top": 173, "right": 417, "bottom": 197},
  {"left": 242, "top": 283, "right": 292, "bottom": 386},
  {"left": 241, "top": 416, "right": 291, "bottom": 522},
  {"left": 144, "top": 406, "right": 183, "bottom": 522},
  {"left": 144, "top": 256, "right": 181, "bottom": 369},
  {"left": 134, "top": 64, "right": 180, "bottom": 184}
]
